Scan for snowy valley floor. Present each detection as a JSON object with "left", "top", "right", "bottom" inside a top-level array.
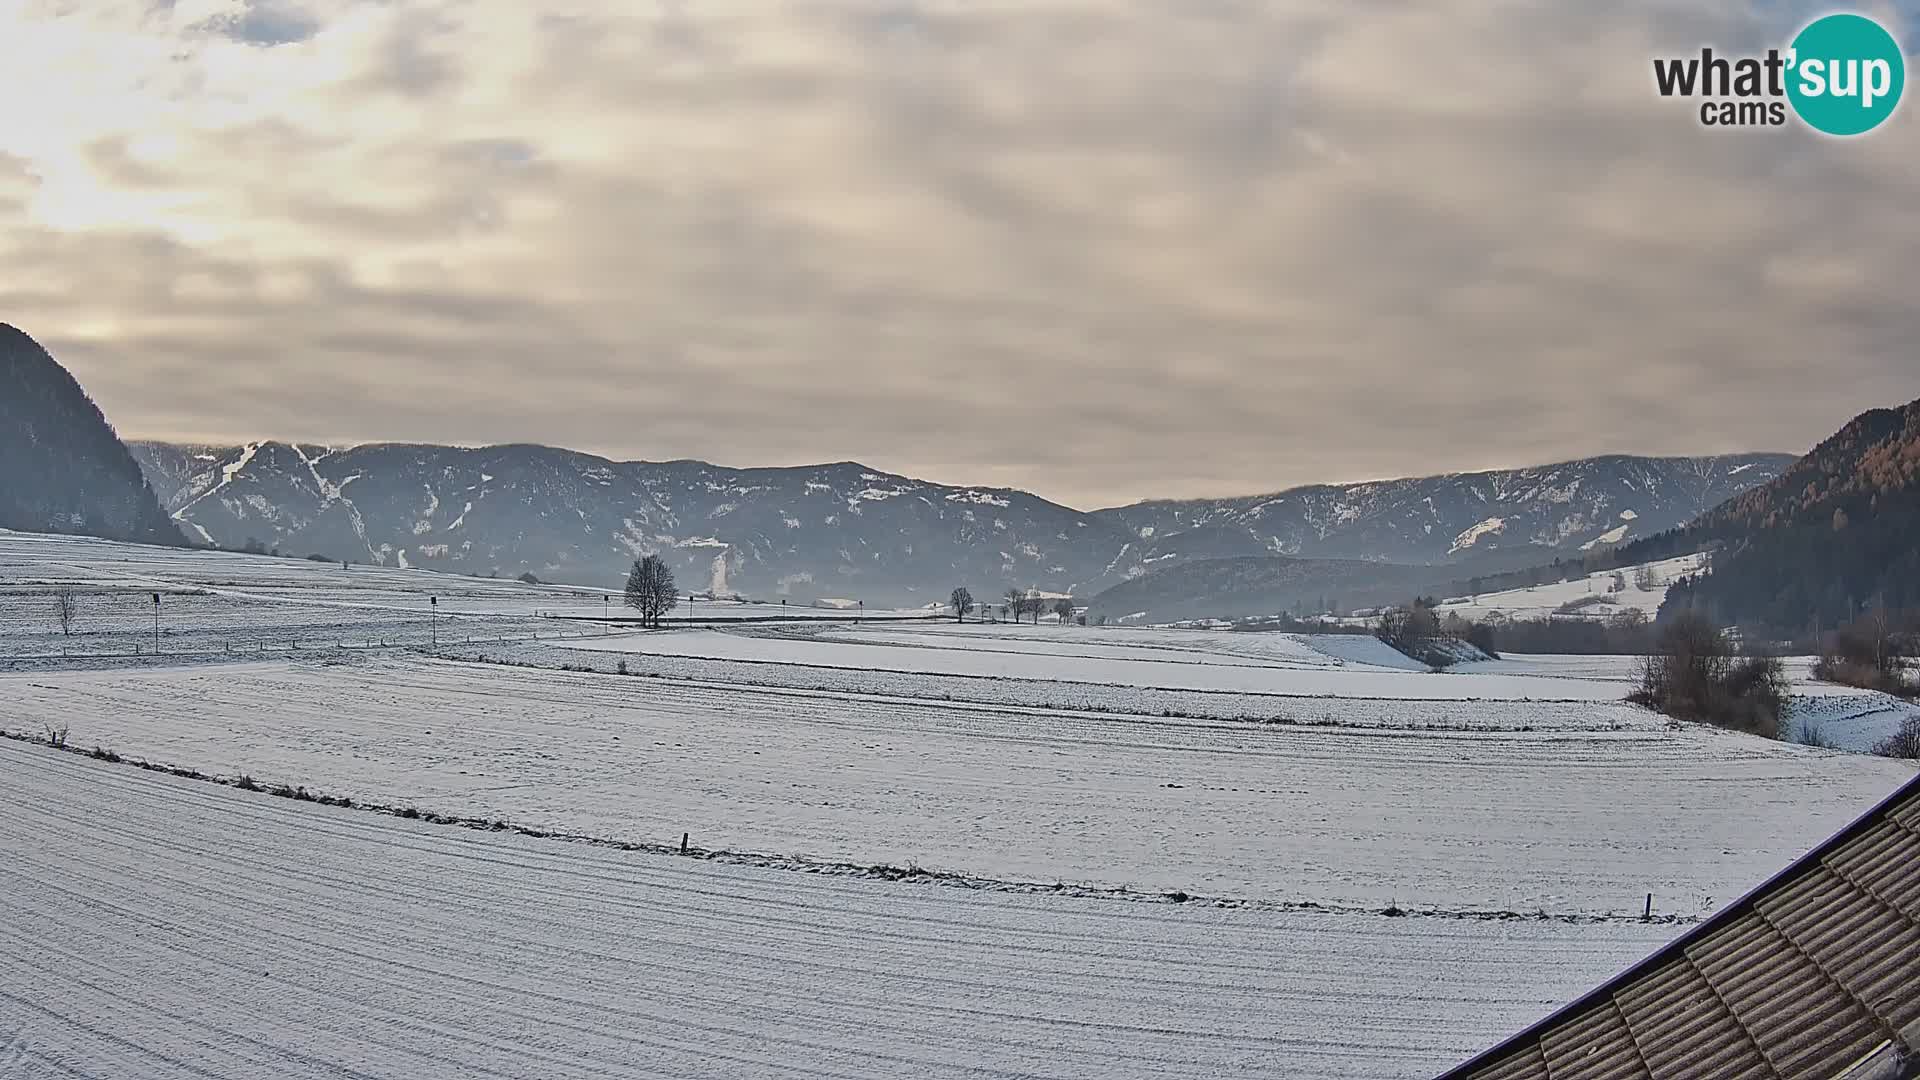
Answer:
[
  {"left": 0, "top": 740, "right": 1674, "bottom": 1080},
  {"left": 4, "top": 655, "right": 1910, "bottom": 914},
  {"left": 3, "top": 532, "right": 1918, "bottom": 1078}
]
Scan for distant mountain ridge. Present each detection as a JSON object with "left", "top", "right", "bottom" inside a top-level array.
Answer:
[
  {"left": 1092, "top": 453, "right": 1794, "bottom": 567},
  {"left": 0, "top": 324, "right": 180, "bottom": 546},
  {"left": 130, "top": 440, "right": 1115, "bottom": 604},
  {"left": 129, "top": 437, "right": 1791, "bottom": 605}
]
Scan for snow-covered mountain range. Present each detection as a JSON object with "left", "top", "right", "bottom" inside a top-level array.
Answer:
[
  {"left": 1095, "top": 454, "right": 1793, "bottom": 568},
  {"left": 130, "top": 441, "right": 1109, "bottom": 604},
  {"left": 129, "top": 441, "right": 1791, "bottom": 604}
]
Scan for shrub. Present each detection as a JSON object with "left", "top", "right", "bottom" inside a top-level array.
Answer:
[
  {"left": 42, "top": 723, "right": 69, "bottom": 749},
  {"left": 616, "top": 659, "right": 629, "bottom": 676},
  {"left": 1872, "top": 717, "right": 1920, "bottom": 759},
  {"left": 518, "top": 572, "right": 541, "bottom": 585},
  {"left": 1794, "top": 722, "right": 1839, "bottom": 750}
]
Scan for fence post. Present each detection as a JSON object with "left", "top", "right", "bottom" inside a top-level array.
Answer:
[
  {"left": 680, "top": 832, "right": 689, "bottom": 855},
  {"left": 1644, "top": 893, "right": 1652, "bottom": 921}
]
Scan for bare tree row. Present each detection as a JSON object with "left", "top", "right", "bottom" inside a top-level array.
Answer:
[{"left": 948, "top": 587, "right": 1075, "bottom": 625}]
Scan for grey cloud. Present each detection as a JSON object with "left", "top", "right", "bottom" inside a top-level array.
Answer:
[{"left": 5, "top": 1, "right": 1918, "bottom": 509}]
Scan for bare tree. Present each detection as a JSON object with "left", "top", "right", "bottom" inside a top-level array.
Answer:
[
  {"left": 949, "top": 587, "right": 974, "bottom": 622},
  {"left": 55, "top": 591, "right": 77, "bottom": 636},
  {"left": 1052, "top": 598, "right": 1074, "bottom": 625},
  {"left": 624, "top": 555, "right": 678, "bottom": 628},
  {"left": 1005, "top": 588, "right": 1026, "bottom": 624},
  {"left": 1866, "top": 602, "right": 1894, "bottom": 676}
]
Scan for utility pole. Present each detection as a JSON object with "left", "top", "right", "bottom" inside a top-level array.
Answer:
[
  {"left": 151, "top": 592, "right": 161, "bottom": 654},
  {"left": 603, "top": 594, "right": 609, "bottom": 635},
  {"left": 429, "top": 595, "right": 438, "bottom": 650}
]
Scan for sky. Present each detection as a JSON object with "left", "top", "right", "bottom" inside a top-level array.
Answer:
[{"left": 2, "top": 1, "right": 1918, "bottom": 510}]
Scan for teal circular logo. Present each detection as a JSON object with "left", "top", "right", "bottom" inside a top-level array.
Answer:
[{"left": 1787, "top": 14, "right": 1905, "bottom": 136}]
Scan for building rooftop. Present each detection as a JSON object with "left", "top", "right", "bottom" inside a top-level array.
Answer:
[{"left": 1436, "top": 770, "right": 1920, "bottom": 1080}]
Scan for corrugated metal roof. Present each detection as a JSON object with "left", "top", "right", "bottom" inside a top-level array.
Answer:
[{"left": 1437, "top": 771, "right": 1920, "bottom": 1080}]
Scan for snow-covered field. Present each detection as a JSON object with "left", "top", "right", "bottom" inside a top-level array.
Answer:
[
  {"left": 568, "top": 623, "right": 1627, "bottom": 701},
  {"left": 6, "top": 654, "right": 1908, "bottom": 914},
  {"left": 477, "top": 638, "right": 1670, "bottom": 730},
  {"left": 1457, "top": 652, "right": 1920, "bottom": 753},
  {"left": 0, "top": 531, "right": 935, "bottom": 659},
  {"left": 2, "top": 531, "right": 1915, "bottom": 1078},
  {"left": 0, "top": 740, "right": 1678, "bottom": 1080}
]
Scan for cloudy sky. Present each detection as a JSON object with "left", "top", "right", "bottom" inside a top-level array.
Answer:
[{"left": 3, "top": 1, "right": 1917, "bottom": 509}]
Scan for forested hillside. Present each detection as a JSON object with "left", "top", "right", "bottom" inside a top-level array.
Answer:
[
  {"left": 1660, "top": 398, "right": 1920, "bottom": 634},
  {"left": 0, "top": 324, "right": 181, "bottom": 546}
]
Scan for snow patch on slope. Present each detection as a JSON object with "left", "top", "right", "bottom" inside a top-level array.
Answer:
[
  {"left": 946, "top": 491, "right": 1011, "bottom": 508},
  {"left": 1581, "top": 524, "right": 1630, "bottom": 550},
  {"left": 1448, "top": 516, "right": 1506, "bottom": 554}
]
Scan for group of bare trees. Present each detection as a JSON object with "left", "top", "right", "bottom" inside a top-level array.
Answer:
[
  {"left": 1629, "top": 611, "right": 1788, "bottom": 738},
  {"left": 949, "top": 586, "right": 1075, "bottom": 625},
  {"left": 1812, "top": 605, "right": 1916, "bottom": 698},
  {"left": 1005, "top": 589, "right": 1076, "bottom": 624},
  {"left": 1375, "top": 596, "right": 1501, "bottom": 666}
]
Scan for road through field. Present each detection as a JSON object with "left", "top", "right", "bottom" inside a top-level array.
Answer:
[{"left": 0, "top": 740, "right": 1675, "bottom": 1080}]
